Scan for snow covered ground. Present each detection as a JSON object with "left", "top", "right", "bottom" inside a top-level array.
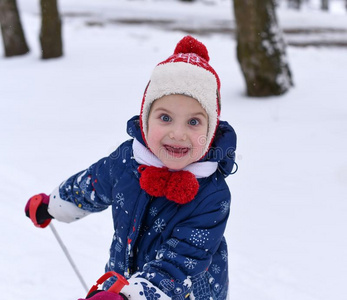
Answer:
[{"left": 1, "top": 0, "right": 346, "bottom": 299}]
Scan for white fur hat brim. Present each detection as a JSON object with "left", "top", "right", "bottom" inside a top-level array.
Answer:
[{"left": 141, "top": 61, "right": 219, "bottom": 157}]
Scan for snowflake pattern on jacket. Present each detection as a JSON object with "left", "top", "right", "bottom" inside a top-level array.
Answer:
[{"left": 56, "top": 115, "right": 237, "bottom": 300}]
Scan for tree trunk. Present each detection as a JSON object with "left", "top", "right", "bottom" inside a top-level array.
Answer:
[
  {"left": 287, "top": 0, "right": 302, "bottom": 9},
  {"left": 0, "top": 0, "right": 29, "bottom": 57},
  {"left": 40, "top": 0, "right": 63, "bottom": 59},
  {"left": 321, "top": 0, "right": 329, "bottom": 11},
  {"left": 233, "top": 0, "right": 293, "bottom": 97}
]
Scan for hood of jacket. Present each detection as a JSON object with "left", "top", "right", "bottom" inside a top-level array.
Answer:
[{"left": 127, "top": 115, "right": 237, "bottom": 177}]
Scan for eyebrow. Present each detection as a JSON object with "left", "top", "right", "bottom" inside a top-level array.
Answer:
[{"left": 153, "top": 107, "right": 208, "bottom": 119}]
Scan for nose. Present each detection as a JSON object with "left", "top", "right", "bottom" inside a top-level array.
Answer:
[{"left": 169, "top": 124, "right": 187, "bottom": 141}]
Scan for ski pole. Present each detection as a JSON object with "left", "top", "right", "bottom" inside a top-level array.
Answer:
[
  {"left": 29, "top": 194, "right": 89, "bottom": 293},
  {"left": 49, "top": 222, "right": 89, "bottom": 292}
]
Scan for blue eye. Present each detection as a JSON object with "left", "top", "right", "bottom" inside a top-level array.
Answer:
[
  {"left": 160, "top": 114, "right": 171, "bottom": 122},
  {"left": 189, "top": 118, "right": 199, "bottom": 126}
]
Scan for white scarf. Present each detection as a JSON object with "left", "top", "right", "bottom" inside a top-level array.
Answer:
[{"left": 132, "top": 138, "right": 218, "bottom": 179}]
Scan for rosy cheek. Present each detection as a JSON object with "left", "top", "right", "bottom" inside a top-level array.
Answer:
[{"left": 147, "top": 130, "right": 161, "bottom": 150}]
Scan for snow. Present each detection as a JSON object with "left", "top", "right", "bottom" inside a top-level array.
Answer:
[{"left": 1, "top": 0, "right": 347, "bottom": 299}]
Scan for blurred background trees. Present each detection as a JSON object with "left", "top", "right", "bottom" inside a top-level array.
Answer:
[
  {"left": 40, "top": 0, "right": 63, "bottom": 59},
  {"left": 233, "top": 0, "right": 293, "bottom": 96},
  {"left": 1, "top": 0, "right": 345, "bottom": 96},
  {"left": 287, "top": 0, "right": 303, "bottom": 9},
  {"left": 0, "top": 0, "right": 29, "bottom": 57},
  {"left": 285, "top": 0, "right": 332, "bottom": 10},
  {"left": 321, "top": 0, "right": 329, "bottom": 10},
  {"left": 0, "top": 0, "right": 62, "bottom": 59}
]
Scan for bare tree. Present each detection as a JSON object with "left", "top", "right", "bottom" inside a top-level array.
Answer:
[
  {"left": 0, "top": 0, "right": 29, "bottom": 57},
  {"left": 40, "top": 0, "right": 63, "bottom": 59},
  {"left": 321, "top": 0, "right": 329, "bottom": 11},
  {"left": 233, "top": 0, "right": 293, "bottom": 97}
]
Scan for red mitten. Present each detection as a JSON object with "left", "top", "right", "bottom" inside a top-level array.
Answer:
[
  {"left": 25, "top": 193, "right": 53, "bottom": 227},
  {"left": 79, "top": 272, "right": 129, "bottom": 300}
]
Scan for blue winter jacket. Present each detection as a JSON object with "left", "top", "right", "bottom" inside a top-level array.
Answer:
[{"left": 58, "top": 115, "right": 237, "bottom": 300}]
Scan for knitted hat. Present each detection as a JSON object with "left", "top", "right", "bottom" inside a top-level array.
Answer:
[{"left": 140, "top": 35, "right": 221, "bottom": 158}]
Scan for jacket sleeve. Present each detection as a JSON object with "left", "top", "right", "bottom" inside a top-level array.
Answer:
[
  {"left": 123, "top": 188, "right": 231, "bottom": 300},
  {"left": 47, "top": 141, "right": 131, "bottom": 223}
]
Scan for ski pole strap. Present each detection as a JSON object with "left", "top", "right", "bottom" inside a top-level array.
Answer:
[
  {"left": 87, "top": 271, "right": 129, "bottom": 297},
  {"left": 29, "top": 194, "right": 51, "bottom": 228}
]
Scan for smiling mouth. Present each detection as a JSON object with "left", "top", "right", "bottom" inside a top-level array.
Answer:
[{"left": 164, "top": 145, "right": 190, "bottom": 157}]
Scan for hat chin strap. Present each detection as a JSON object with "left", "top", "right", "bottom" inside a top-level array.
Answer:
[{"left": 132, "top": 139, "right": 217, "bottom": 179}]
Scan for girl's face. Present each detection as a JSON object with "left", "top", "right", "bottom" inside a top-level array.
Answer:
[{"left": 147, "top": 94, "right": 208, "bottom": 170}]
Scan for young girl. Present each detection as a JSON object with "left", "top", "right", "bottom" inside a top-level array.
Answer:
[{"left": 25, "top": 36, "right": 237, "bottom": 300}]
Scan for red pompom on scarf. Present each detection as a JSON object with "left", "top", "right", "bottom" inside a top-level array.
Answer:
[{"left": 138, "top": 165, "right": 199, "bottom": 204}]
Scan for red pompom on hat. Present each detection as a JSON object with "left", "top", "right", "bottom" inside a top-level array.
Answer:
[
  {"left": 140, "top": 35, "right": 221, "bottom": 159},
  {"left": 173, "top": 35, "right": 210, "bottom": 62}
]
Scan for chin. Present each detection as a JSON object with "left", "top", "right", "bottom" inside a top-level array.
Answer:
[{"left": 162, "top": 160, "right": 189, "bottom": 170}]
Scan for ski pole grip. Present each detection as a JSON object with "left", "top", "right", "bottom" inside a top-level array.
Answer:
[
  {"left": 86, "top": 271, "right": 129, "bottom": 297},
  {"left": 108, "top": 272, "right": 129, "bottom": 294},
  {"left": 29, "top": 194, "right": 51, "bottom": 228}
]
